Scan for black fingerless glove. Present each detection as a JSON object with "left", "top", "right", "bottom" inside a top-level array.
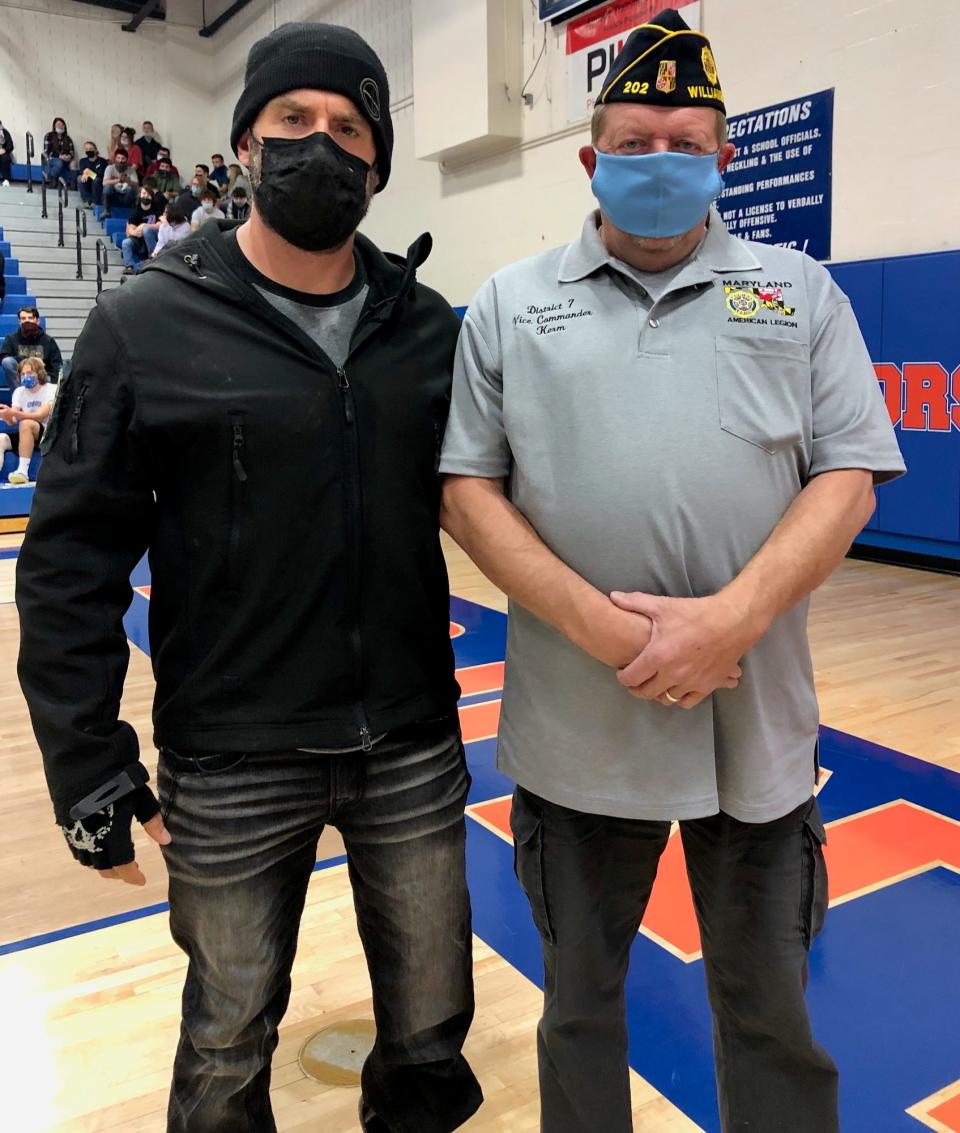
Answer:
[{"left": 60, "top": 764, "right": 160, "bottom": 871}]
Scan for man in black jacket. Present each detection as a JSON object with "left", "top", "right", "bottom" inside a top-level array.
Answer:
[
  {"left": 1, "top": 307, "right": 62, "bottom": 388},
  {"left": 17, "top": 23, "right": 482, "bottom": 1133},
  {"left": 0, "top": 118, "right": 13, "bottom": 186}
]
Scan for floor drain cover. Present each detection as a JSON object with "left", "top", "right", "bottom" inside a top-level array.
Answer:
[{"left": 298, "top": 1019, "right": 377, "bottom": 1086}]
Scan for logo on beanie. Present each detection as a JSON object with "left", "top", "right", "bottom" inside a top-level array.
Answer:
[
  {"left": 656, "top": 60, "right": 677, "bottom": 94},
  {"left": 360, "top": 78, "right": 382, "bottom": 122},
  {"left": 702, "top": 47, "right": 718, "bottom": 85}
]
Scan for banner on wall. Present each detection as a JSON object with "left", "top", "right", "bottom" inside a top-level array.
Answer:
[
  {"left": 564, "top": 0, "right": 701, "bottom": 124},
  {"left": 719, "top": 89, "right": 835, "bottom": 261}
]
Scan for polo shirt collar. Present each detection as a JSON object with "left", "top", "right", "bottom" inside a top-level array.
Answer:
[{"left": 557, "top": 207, "right": 762, "bottom": 286}]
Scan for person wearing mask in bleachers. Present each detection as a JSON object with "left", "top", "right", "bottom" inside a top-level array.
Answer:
[
  {"left": 101, "top": 147, "right": 139, "bottom": 218},
  {"left": 135, "top": 121, "right": 161, "bottom": 168},
  {"left": 174, "top": 172, "right": 206, "bottom": 218},
  {"left": 0, "top": 119, "right": 14, "bottom": 187},
  {"left": 122, "top": 182, "right": 168, "bottom": 274},
  {"left": 208, "top": 152, "right": 229, "bottom": 194},
  {"left": 0, "top": 307, "right": 62, "bottom": 389},
  {"left": 145, "top": 145, "right": 180, "bottom": 180},
  {"left": 153, "top": 156, "right": 182, "bottom": 201},
  {"left": 190, "top": 187, "right": 225, "bottom": 230},
  {"left": 77, "top": 142, "right": 108, "bottom": 209},
  {"left": 149, "top": 200, "right": 192, "bottom": 259},
  {"left": 224, "top": 185, "right": 250, "bottom": 221},
  {"left": 43, "top": 118, "right": 75, "bottom": 185},
  {"left": 0, "top": 357, "right": 56, "bottom": 483},
  {"left": 115, "top": 128, "right": 145, "bottom": 177}
]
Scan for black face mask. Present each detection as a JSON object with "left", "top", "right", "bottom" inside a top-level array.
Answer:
[
  {"left": 85, "top": 150, "right": 96, "bottom": 159},
  {"left": 252, "top": 132, "right": 371, "bottom": 252}
]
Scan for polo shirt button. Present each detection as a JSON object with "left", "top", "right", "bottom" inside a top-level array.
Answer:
[{"left": 649, "top": 317, "right": 659, "bottom": 328}]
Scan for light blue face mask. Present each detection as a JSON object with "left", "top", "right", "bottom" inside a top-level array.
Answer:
[
  {"left": 21, "top": 375, "right": 38, "bottom": 389},
  {"left": 591, "top": 150, "right": 725, "bottom": 238}
]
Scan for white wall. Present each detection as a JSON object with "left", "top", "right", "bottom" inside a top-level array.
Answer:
[
  {"left": 0, "top": 0, "right": 220, "bottom": 171},
  {"left": 3, "top": 0, "right": 956, "bottom": 304}
]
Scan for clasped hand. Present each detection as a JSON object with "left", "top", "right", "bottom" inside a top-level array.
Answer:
[{"left": 609, "top": 590, "right": 751, "bottom": 710}]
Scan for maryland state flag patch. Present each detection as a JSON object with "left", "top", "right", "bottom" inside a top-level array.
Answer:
[
  {"left": 656, "top": 60, "right": 677, "bottom": 94},
  {"left": 724, "top": 284, "right": 797, "bottom": 319}
]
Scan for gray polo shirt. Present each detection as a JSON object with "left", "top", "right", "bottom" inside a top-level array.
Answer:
[{"left": 440, "top": 208, "right": 905, "bottom": 823}]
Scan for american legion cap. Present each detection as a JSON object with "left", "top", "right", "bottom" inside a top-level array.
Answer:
[{"left": 597, "top": 7, "right": 725, "bottom": 114}]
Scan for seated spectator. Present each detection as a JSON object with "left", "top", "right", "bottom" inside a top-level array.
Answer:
[
  {"left": 77, "top": 142, "right": 108, "bottom": 208},
  {"left": 106, "top": 123, "right": 123, "bottom": 160},
  {"left": 101, "top": 148, "right": 139, "bottom": 217},
  {"left": 153, "top": 156, "right": 182, "bottom": 200},
  {"left": 122, "top": 184, "right": 167, "bottom": 274},
  {"left": 43, "top": 117, "right": 75, "bottom": 185},
  {"left": 145, "top": 145, "right": 180, "bottom": 180},
  {"left": 136, "top": 120, "right": 161, "bottom": 167},
  {"left": 0, "top": 308, "right": 62, "bottom": 390},
  {"left": 191, "top": 187, "right": 225, "bottom": 230},
  {"left": 115, "top": 127, "right": 145, "bottom": 176},
  {"left": 0, "top": 119, "right": 13, "bottom": 187},
  {"left": 194, "top": 163, "right": 210, "bottom": 181},
  {"left": 150, "top": 200, "right": 192, "bottom": 259},
  {"left": 208, "top": 153, "right": 229, "bottom": 192},
  {"left": 226, "top": 162, "right": 251, "bottom": 197},
  {"left": 174, "top": 173, "right": 206, "bottom": 218},
  {"left": 225, "top": 185, "right": 251, "bottom": 222},
  {"left": 0, "top": 357, "right": 57, "bottom": 484}
]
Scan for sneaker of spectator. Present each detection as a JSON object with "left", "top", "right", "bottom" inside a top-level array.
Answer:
[
  {"left": 116, "top": 128, "right": 145, "bottom": 176},
  {"left": 43, "top": 117, "right": 75, "bottom": 185},
  {"left": 122, "top": 184, "right": 168, "bottom": 274},
  {"left": 191, "top": 187, "right": 226, "bottom": 230},
  {"left": 2, "top": 357, "right": 56, "bottom": 484},
  {"left": 225, "top": 185, "right": 251, "bottom": 222},
  {"left": 0, "top": 308, "right": 63, "bottom": 390},
  {"left": 101, "top": 148, "right": 140, "bottom": 217},
  {"left": 150, "top": 200, "right": 192, "bottom": 259},
  {"left": 136, "top": 121, "right": 162, "bottom": 167},
  {"left": 0, "top": 119, "right": 13, "bottom": 187},
  {"left": 78, "top": 142, "right": 108, "bottom": 209}
]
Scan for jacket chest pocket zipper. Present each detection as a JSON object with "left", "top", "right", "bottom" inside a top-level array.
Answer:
[{"left": 227, "top": 413, "right": 247, "bottom": 590}]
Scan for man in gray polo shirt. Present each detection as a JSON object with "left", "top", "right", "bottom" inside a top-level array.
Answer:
[{"left": 440, "top": 10, "right": 904, "bottom": 1133}]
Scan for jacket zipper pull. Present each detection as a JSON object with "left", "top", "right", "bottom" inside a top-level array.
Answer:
[
  {"left": 231, "top": 422, "right": 248, "bottom": 482},
  {"left": 337, "top": 368, "right": 354, "bottom": 425},
  {"left": 360, "top": 726, "right": 373, "bottom": 752}
]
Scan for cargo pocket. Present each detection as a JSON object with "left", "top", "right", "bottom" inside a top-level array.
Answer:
[
  {"left": 799, "top": 800, "right": 829, "bottom": 950},
  {"left": 509, "top": 788, "right": 555, "bottom": 945},
  {"left": 716, "top": 335, "right": 809, "bottom": 454}
]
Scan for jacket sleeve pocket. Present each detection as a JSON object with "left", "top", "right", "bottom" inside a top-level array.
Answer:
[{"left": 510, "top": 788, "right": 556, "bottom": 946}]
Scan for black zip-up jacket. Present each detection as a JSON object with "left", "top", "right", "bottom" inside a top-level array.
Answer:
[{"left": 17, "top": 221, "right": 463, "bottom": 824}]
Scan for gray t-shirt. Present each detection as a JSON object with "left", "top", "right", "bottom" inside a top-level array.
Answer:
[
  {"left": 440, "top": 208, "right": 906, "bottom": 824},
  {"left": 255, "top": 283, "right": 368, "bottom": 369}
]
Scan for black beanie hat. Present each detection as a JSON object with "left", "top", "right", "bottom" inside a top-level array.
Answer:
[
  {"left": 230, "top": 22, "right": 393, "bottom": 192},
  {"left": 598, "top": 8, "right": 725, "bottom": 114}
]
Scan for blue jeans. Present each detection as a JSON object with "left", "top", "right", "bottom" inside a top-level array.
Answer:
[
  {"left": 79, "top": 177, "right": 102, "bottom": 206},
  {"left": 512, "top": 788, "right": 838, "bottom": 1133},
  {"left": 102, "top": 183, "right": 136, "bottom": 211},
  {"left": 1, "top": 356, "right": 19, "bottom": 389},
  {"left": 121, "top": 236, "right": 146, "bottom": 270},
  {"left": 158, "top": 719, "right": 482, "bottom": 1133},
  {"left": 43, "top": 156, "right": 68, "bottom": 183},
  {"left": 143, "top": 225, "right": 159, "bottom": 255}
]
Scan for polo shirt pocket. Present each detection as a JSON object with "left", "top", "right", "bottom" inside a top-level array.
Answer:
[{"left": 716, "top": 336, "right": 810, "bottom": 454}]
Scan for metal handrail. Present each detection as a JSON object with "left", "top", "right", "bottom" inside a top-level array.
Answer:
[
  {"left": 40, "top": 171, "right": 48, "bottom": 219},
  {"left": 58, "top": 176, "right": 69, "bottom": 208},
  {"left": 95, "top": 239, "right": 109, "bottom": 295},
  {"left": 25, "top": 131, "right": 34, "bottom": 193},
  {"left": 58, "top": 199, "right": 64, "bottom": 248},
  {"left": 75, "top": 208, "right": 87, "bottom": 280}
]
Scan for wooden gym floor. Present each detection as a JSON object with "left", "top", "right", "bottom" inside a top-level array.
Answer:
[{"left": 1, "top": 531, "right": 958, "bottom": 1131}]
